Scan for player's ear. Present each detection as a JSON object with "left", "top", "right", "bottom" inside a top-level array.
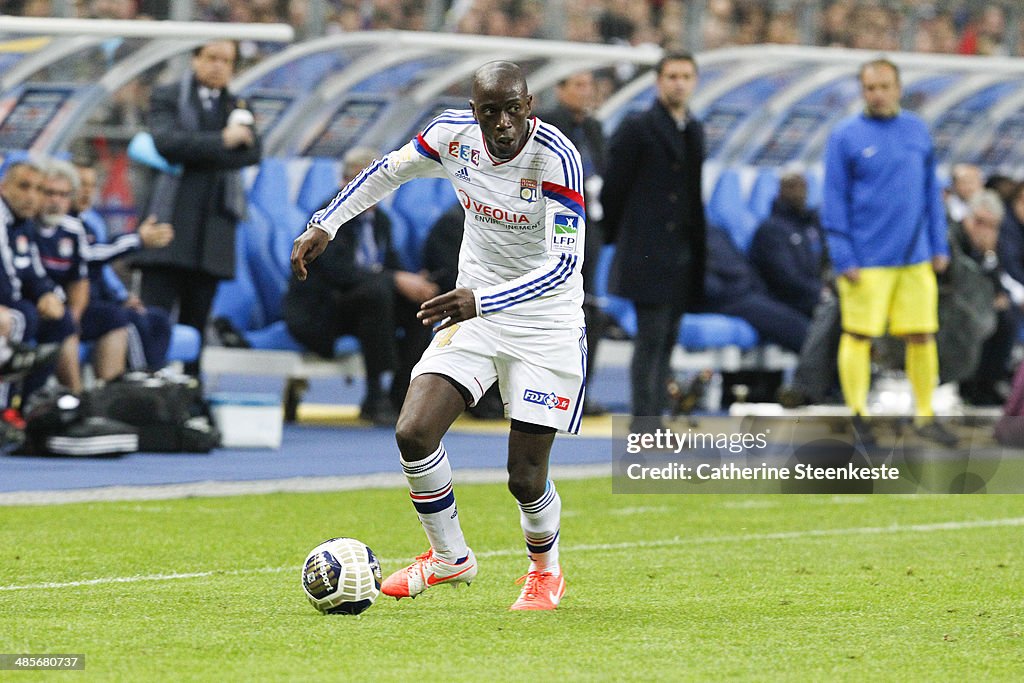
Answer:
[
  {"left": 524, "top": 93, "right": 534, "bottom": 114},
  {"left": 469, "top": 100, "right": 477, "bottom": 119}
]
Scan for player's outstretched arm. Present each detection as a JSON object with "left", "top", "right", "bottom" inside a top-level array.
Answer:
[
  {"left": 291, "top": 226, "right": 331, "bottom": 281},
  {"left": 417, "top": 287, "right": 477, "bottom": 331}
]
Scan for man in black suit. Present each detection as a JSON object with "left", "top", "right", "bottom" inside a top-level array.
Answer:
[
  {"left": 283, "top": 147, "right": 437, "bottom": 425},
  {"left": 538, "top": 70, "right": 609, "bottom": 415},
  {"left": 601, "top": 51, "right": 707, "bottom": 430},
  {"left": 134, "top": 39, "right": 261, "bottom": 375}
]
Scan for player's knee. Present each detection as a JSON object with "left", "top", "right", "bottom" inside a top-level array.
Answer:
[
  {"left": 507, "top": 473, "right": 545, "bottom": 504},
  {"left": 394, "top": 415, "right": 437, "bottom": 461}
]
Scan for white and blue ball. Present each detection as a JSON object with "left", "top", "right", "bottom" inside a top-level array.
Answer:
[{"left": 302, "top": 537, "right": 382, "bottom": 615}]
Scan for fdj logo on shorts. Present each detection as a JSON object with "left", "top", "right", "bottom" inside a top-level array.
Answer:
[
  {"left": 448, "top": 142, "right": 480, "bottom": 166},
  {"left": 523, "top": 389, "right": 571, "bottom": 411},
  {"left": 552, "top": 214, "right": 579, "bottom": 253}
]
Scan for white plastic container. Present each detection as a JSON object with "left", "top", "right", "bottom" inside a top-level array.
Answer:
[{"left": 209, "top": 393, "right": 283, "bottom": 449}]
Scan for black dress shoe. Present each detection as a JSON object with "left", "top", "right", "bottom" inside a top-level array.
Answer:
[
  {"left": 777, "top": 385, "right": 809, "bottom": 409},
  {"left": 212, "top": 317, "right": 251, "bottom": 349}
]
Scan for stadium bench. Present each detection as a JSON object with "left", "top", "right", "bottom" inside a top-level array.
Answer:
[{"left": 202, "top": 344, "right": 364, "bottom": 422}]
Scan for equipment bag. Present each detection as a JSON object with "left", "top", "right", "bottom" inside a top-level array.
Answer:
[
  {"left": 81, "top": 371, "right": 221, "bottom": 453},
  {"left": 21, "top": 387, "right": 138, "bottom": 457}
]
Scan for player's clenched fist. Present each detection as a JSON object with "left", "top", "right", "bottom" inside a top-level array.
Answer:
[{"left": 291, "top": 226, "right": 330, "bottom": 281}]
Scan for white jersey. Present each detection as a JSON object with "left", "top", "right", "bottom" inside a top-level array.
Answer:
[{"left": 309, "top": 110, "right": 586, "bottom": 329}]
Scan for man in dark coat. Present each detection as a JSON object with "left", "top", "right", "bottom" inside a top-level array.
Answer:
[
  {"left": 601, "top": 51, "right": 707, "bottom": 428},
  {"left": 134, "top": 39, "right": 261, "bottom": 374},
  {"left": 538, "top": 70, "right": 610, "bottom": 415}
]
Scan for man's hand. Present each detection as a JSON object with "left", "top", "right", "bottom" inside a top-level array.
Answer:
[
  {"left": 222, "top": 123, "right": 255, "bottom": 149},
  {"left": 394, "top": 271, "right": 439, "bottom": 304},
  {"left": 138, "top": 214, "right": 174, "bottom": 248},
  {"left": 291, "top": 226, "right": 330, "bottom": 281},
  {"left": 932, "top": 254, "right": 950, "bottom": 275},
  {"left": 37, "top": 292, "right": 65, "bottom": 320},
  {"left": 841, "top": 266, "right": 861, "bottom": 284},
  {"left": 417, "top": 287, "right": 477, "bottom": 331},
  {"left": 124, "top": 295, "right": 146, "bottom": 312}
]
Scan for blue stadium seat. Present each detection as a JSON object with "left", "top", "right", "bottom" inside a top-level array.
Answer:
[
  {"left": 296, "top": 157, "right": 340, "bottom": 215},
  {"left": 247, "top": 157, "right": 308, "bottom": 278},
  {"left": 593, "top": 244, "right": 615, "bottom": 296},
  {"left": 748, "top": 167, "right": 780, "bottom": 223},
  {"left": 244, "top": 320, "right": 360, "bottom": 357},
  {"left": 804, "top": 168, "right": 823, "bottom": 210},
  {"left": 707, "top": 168, "right": 759, "bottom": 253},
  {"left": 211, "top": 215, "right": 264, "bottom": 332},
  {"left": 244, "top": 320, "right": 304, "bottom": 351},
  {"left": 241, "top": 206, "right": 288, "bottom": 325},
  {"left": 391, "top": 178, "right": 458, "bottom": 271},
  {"left": 79, "top": 323, "right": 200, "bottom": 367},
  {"left": 679, "top": 313, "right": 760, "bottom": 352},
  {"left": 167, "top": 324, "right": 201, "bottom": 363},
  {"left": 592, "top": 245, "right": 637, "bottom": 338}
]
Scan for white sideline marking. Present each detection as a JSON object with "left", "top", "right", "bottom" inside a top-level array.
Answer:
[
  {"left": 610, "top": 506, "right": 672, "bottom": 515},
  {"left": 2, "top": 516, "right": 1022, "bottom": 593},
  {"left": 0, "top": 464, "right": 613, "bottom": 507}
]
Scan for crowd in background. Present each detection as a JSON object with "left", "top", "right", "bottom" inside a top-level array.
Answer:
[
  {"left": 3, "top": 0, "right": 1023, "bottom": 57},
  {"left": 4, "top": 2, "right": 1024, "bottom": 425}
]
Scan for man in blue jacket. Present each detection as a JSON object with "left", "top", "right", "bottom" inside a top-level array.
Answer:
[{"left": 823, "top": 58, "right": 954, "bottom": 445}]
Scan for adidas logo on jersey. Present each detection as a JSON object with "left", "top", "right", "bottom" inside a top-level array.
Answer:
[{"left": 454, "top": 167, "right": 471, "bottom": 183}]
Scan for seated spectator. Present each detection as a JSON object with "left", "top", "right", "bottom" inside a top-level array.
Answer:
[
  {"left": 283, "top": 146, "right": 436, "bottom": 425},
  {"left": 35, "top": 159, "right": 130, "bottom": 391},
  {"left": 703, "top": 226, "right": 810, "bottom": 352},
  {"left": 73, "top": 158, "right": 175, "bottom": 371},
  {"left": 996, "top": 181, "right": 1024, "bottom": 287},
  {"left": 945, "top": 163, "right": 984, "bottom": 222},
  {"left": 748, "top": 172, "right": 828, "bottom": 318},
  {"left": 1, "top": 160, "right": 78, "bottom": 407},
  {"left": 951, "top": 190, "right": 1019, "bottom": 405}
]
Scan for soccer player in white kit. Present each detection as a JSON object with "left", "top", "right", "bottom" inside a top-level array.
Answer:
[{"left": 291, "top": 62, "right": 585, "bottom": 611}]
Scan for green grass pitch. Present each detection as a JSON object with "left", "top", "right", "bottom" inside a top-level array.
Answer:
[{"left": 2, "top": 481, "right": 1022, "bottom": 680}]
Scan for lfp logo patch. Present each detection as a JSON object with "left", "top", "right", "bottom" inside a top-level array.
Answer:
[
  {"left": 524, "top": 389, "right": 571, "bottom": 411},
  {"left": 552, "top": 214, "right": 579, "bottom": 253}
]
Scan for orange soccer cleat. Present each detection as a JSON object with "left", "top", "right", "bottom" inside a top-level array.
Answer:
[
  {"left": 381, "top": 548, "right": 477, "bottom": 599},
  {"left": 509, "top": 567, "right": 566, "bottom": 611}
]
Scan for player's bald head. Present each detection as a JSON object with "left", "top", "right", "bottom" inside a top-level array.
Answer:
[
  {"left": 469, "top": 61, "right": 534, "bottom": 160},
  {"left": 471, "top": 61, "right": 528, "bottom": 101}
]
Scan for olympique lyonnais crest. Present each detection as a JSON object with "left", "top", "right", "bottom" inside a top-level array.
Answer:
[{"left": 520, "top": 178, "right": 538, "bottom": 202}]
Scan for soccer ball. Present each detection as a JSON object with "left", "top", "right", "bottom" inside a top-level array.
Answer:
[{"left": 302, "top": 537, "right": 382, "bottom": 615}]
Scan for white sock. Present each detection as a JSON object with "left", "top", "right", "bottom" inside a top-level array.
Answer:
[
  {"left": 401, "top": 443, "right": 468, "bottom": 563},
  {"left": 518, "top": 480, "right": 561, "bottom": 574}
]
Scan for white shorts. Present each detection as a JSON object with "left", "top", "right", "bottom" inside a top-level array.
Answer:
[{"left": 410, "top": 317, "right": 587, "bottom": 434}]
